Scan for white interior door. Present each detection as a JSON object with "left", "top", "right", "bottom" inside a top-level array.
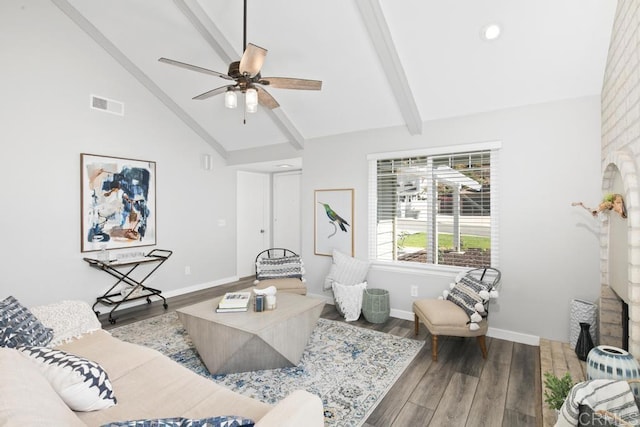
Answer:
[
  {"left": 273, "top": 171, "right": 301, "bottom": 254},
  {"left": 237, "top": 171, "right": 270, "bottom": 278}
]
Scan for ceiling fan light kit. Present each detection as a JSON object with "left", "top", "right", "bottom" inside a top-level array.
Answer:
[
  {"left": 224, "top": 90, "right": 238, "bottom": 109},
  {"left": 245, "top": 88, "right": 258, "bottom": 113},
  {"left": 158, "top": 0, "right": 321, "bottom": 122}
]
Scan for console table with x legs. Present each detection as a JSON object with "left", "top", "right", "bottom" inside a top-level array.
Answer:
[{"left": 83, "top": 248, "right": 172, "bottom": 324}]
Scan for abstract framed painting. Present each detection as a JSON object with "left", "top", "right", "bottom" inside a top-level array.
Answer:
[
  {"left": 80, "top": 153, "right": 156, "bottom": 252},
  {"left": 314, "top": 188, "right": 354, "bottom": 256}
]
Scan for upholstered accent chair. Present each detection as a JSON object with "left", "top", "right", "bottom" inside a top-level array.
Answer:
[{"left": 413, "top": 267, "right": 501, "bottom": 361}]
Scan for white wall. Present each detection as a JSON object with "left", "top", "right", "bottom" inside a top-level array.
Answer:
[
  {"left": 0, "top": 2, "right": 237, "bottom": 307},
  {"left": 302, "top": 96, "right": 603, "bottom": 342}
]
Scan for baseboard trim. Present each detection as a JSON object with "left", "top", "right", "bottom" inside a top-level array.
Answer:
[
  {"left": 487, "top": 327, "right": 540, "bottom": 346},
  {"left": 390, "top": 308, "right": 415, "bottom": 321},
  {"left": 316, "top": 304, "right": 540, "bottom": 347},
  {"left": 105, "top": 276, "right": 240, "bottom": 312},
  {"left": 161, "top": 276, "right": 240, "bottom": 299}
]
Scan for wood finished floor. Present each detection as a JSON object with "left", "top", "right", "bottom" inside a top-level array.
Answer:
[{"left": 100, "top": 278, "right": 542, "bottom": 426}]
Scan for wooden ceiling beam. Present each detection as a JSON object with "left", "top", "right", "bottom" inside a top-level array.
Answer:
[{"left": 355, "top": 0, "right": 422, "bottom": 135}]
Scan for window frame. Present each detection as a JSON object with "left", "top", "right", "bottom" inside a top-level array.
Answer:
[{"left": 367, "top": 141, "right": 501, "bottom": 273}]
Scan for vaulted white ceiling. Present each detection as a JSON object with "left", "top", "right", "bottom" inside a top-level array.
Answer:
[{"left": 53, "top": 0, "right": 617, "bottom": 163}]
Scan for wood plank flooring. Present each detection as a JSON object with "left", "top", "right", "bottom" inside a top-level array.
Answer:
[
  {"left": 539, "top": 339, "right": 586, "bottom": 426},
  {"left": 100, "top": 278, "right": 542, "bottom": 426}
]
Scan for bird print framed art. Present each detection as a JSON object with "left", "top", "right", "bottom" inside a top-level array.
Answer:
[{"left": 314, "top": 188, "right": 354, "bottom": 256}]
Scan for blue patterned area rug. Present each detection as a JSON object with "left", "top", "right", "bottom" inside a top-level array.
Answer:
[{"left": 110, "top": 312, "right": 423, "bottom": 426}]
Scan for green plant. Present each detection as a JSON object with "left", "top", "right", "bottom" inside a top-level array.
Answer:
[{"left": 543, "top": 372, "right": 574, "bottom": 410}]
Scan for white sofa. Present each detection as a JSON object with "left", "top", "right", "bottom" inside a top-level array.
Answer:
[{"left": 0, "top": 299, "right": 324, "bottom": 426}]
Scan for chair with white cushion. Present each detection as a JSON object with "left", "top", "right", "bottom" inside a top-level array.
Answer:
[
  {"left": 413, "top": 267, "right": 500, "bottom": 361},
  {"left": 254, "top": 248, "right": 307, "bottom": 295}
]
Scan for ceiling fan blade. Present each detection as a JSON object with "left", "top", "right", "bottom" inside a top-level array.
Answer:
[
  {"left": 158, "top": 57, "right": 233, "bottom": 80},
  {"left": 256, "top": 86, "right": 280, "bottom": 109},
  {"left": 239, "top": 43, "right": 267, "bottom": 77},
  {"left": 193, "top": 85, "right": 236, "bottom": 100},
  {"left": 260, "top": 77, "right": 322, "bottom": 91}
]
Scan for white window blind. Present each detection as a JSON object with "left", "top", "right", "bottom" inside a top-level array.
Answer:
[{"left": 368, "top": 142, "right": 500, "bottom": 268}]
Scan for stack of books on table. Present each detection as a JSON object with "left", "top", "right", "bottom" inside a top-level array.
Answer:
[{"left": 216, "top": 291, "right": 251, "bottom": 313}]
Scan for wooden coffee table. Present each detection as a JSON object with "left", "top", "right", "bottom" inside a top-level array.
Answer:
[{"left": 176, "top": 292, "right": 325, "bottom": 374}]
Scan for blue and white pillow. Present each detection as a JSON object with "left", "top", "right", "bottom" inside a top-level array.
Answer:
[
  {"left": 446, "top": 275, "right": 494, "bottom": 330},
  {"left": 18, "top": 346, "right": 117, "bottom": 411},
  {"left": 0, "top": 296, "right": 53, "bottom": 348},
  {"left": 102, "top": 416, "right": 255, "bottom": 427}
]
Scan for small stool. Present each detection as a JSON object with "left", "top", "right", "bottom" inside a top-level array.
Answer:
[
  {"left": 413, "top": 299, "right": 488, "bottom": 361},
  {"left": 255, "top": 278, "right": 307, "bottom": 295}
]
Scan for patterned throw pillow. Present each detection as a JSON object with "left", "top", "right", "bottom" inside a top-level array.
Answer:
[
  {"left": 18, "top": 346, "right": 117, "bottom": 411},
  {"left": 446, "top": 275, "right": 493, "bottom": 320},
  {"left": 256, "top": 255, "right": 304, "bottom": 280},
  {"left": 0, "top": 296, "right": 53, "bottom": 348},
  {"left": 101, "top": 416, "right": 255, "bottom": 427}
]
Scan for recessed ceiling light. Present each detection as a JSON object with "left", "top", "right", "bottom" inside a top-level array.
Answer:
[
  {"left": 276, "top": 164, "right": 293, "bottom": 168},
  {"left": 481, "top": 24, "right": 501, "bottom": 41}
]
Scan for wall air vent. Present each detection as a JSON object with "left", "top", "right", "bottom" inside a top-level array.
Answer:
[{"left": 90, "top": 95, "right": 124, "bottom": 116}]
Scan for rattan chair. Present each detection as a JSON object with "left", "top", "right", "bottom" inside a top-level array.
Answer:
[{"left": 254, "top": 248, "right": 307, "bottom": 295}]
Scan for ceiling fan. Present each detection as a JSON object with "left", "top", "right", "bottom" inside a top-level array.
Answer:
[{"left": 158, "top": 0, "right": 322, "bottom": 113}]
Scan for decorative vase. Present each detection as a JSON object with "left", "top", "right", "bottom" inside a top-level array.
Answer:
[
  {"left": 569, "top": 299, "right": 597, "bottom": 348},
  {"left": 587, "top": 345, "right": 640, "bottom": 396},
  {"left": 575, "top": 322, "right": 594, "bottom": 361}
]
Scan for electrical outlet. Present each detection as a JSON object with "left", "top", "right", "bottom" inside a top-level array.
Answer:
[
  {"left": 184, "top": 266, "right": 191, "bottom": 275},
  {"left": 411, "top": 285, "right": 418, "bottom": 297}
]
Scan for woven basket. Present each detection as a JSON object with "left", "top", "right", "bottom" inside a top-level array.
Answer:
[{"left": 362, "top": 288, "right": 390, "bottom": 324}]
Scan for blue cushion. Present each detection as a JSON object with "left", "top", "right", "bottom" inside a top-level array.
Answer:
[
  {"left": 0, "top": 296, "right": 53, "bottom": 348},
  {"left": 102, "top": 416, "right": 255, "bottom": 427}
]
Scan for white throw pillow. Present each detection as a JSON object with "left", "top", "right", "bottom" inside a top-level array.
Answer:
[
  {"left": 30, "top": 300, "right": 102, "bottom": 347},
  {"left": 18, "top": 346, "right": 117, "bottom": 411},
  {"left": 332, "top": 281, "right": 367, "bottom": 321},
  {"left": 323, "top": 249, "right": 370, "bottom": 291}
]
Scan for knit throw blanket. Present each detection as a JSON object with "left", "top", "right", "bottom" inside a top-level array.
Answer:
[{"left": 555, "top": 379, "right": 640, "bottom": 427}]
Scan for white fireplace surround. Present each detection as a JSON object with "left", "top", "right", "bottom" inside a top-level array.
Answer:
[{"left": 600, "top": 151, "right": 640, "bottom": 357}]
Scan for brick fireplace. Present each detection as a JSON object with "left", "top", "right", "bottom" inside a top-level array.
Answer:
[
  {"left": 600, "top": 284, "right": 626, "bottom": 349},
  {"left": 599, "top": 1, "right": 640, "bottom": 359}
]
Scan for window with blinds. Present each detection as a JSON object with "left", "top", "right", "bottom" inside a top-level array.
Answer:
[{"left": 368, "top": 142, "right": 500, "bottom": 268}]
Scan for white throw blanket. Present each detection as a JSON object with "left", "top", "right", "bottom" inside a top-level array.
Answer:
[
  {"left": 332, "top": 281, "right": 367, "bottom": 321},
  {"left": 555, "top": 379, "right": 640, "bottom": 427}
]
